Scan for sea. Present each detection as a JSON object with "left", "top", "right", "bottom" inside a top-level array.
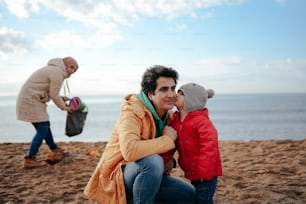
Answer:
[{"left": 1, "top": 93, "right": 306, "bottom": 143}]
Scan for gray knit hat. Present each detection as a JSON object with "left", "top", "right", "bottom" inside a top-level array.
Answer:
[{"left": 179, "top": 83, "right": 214, "bottom": 112}]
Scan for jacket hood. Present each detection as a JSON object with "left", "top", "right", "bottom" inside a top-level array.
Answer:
[{"left": 47, "top": 58, "right": 69, "bottom": 78}]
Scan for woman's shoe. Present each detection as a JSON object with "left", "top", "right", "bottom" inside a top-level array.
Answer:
[
  {"left": 23, "top": 156, "right": 46, "bottom": 169},
  {"left": 45, "top": 146, "right": 67, "bottom": 165}
]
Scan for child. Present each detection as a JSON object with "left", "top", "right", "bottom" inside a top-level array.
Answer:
[{"left": 171, "top": 82, "right": 222, "bottom": 204}]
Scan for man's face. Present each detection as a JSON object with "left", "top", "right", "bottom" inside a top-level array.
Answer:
[{"left": 148, "top": 77, "right": 176, "bottom": 118}]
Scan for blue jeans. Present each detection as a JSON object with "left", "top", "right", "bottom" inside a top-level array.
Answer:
[
  {"left": 123, "top": 154, "right": 196, "bottom": 204},
  {"left": 191, "top": 177, "right": 218, "bottom": 204},
  {"left": 27, "top": 121, "right": 57, "bottom": 157}
]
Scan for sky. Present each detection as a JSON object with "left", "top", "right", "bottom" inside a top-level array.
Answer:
[{"left": 0, "top": 0, "right": 305, "bottom": 96}]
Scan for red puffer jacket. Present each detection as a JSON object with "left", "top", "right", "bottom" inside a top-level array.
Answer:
[{"left": 171, "top": 109, "right": 222, "bottom": 181}]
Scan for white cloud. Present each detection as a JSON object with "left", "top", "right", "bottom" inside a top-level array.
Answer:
[
  {"left": 4, "top": 0, "right": 29, "bottom": 18},
  {"left": 197, "top": 56, "right": 242, "bottom": 67},
  {"left": 4, "top": 0, "right": 39, "bottom": 18},
  {"left": 4, "top": 0, "right": 246, "bottom": 23},
  {"left": 177, "top": 56, "right": 306, "bottom": 94},
  {"left": 0, "top": 27, "right": 27, "bottom": 59},
  {"left": 195, "top": 56, "right": 243, "bottom": 76},
  {"left": 33, "top": 30, "right": 89, "bottom": 50},
  {"left": 2, "top": 0, "right": 246, "bottom": 54},
  {"left": 183, "top": 56, "right": 306, "bottom": 85},
  {"left": 90, "top": 27, "right": 123, "bottom": 48},
  {"left": 258, "top": 58, "right": 306, "bottom": 78},
  {"left": 33, "top": 28, "right": 123, "bottom": 50}
]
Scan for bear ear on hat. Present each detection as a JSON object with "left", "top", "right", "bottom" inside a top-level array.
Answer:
[{"left": 207, "top": 89, "right": 215, "bottom": 98}]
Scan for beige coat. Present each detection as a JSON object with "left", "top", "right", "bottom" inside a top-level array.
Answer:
[
  {"left": 84, "top": 94, "right": 175, "bottom": 204},
  {"left": 16, "top": 58, "right": 69, "bottom": 122}
]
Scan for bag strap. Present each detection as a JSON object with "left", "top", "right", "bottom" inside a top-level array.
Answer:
[{"left": 63, "top": 79, "right": 71, "bottom": 97}]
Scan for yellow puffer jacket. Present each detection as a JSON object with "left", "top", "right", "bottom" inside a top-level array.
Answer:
[{"left": 84, "top": 94, "right": 175, "bottom": 204}]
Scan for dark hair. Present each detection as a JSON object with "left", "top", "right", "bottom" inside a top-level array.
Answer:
[{"left": 141, "top": 65, "right": 179, "bottom": 95}]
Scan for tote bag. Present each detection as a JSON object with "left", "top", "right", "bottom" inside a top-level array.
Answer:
[
  {"left": 63, "top": 80, "right": 88, "bottom": 137},
  {"left": 65, "top": 107, "right": 88, "bottom": 137}
]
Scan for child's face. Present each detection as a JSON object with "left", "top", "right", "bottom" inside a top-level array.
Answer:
[{"left": 174, "top": 90, "right": 185, "bottom": 110}]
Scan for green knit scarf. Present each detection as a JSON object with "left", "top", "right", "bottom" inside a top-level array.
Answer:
[{"left": 137, "top": 91, "right": 168, "bottom": 137}]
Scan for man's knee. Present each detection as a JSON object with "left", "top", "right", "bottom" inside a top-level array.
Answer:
[{"left": 141, "top": 154, "right": 164, "bottom": 174}]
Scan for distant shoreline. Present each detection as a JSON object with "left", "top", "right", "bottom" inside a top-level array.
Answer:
[{"left": 2, "top": 93, "right": 306, "bottom": 142}]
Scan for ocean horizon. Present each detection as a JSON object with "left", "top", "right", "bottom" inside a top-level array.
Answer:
[{"left": 1, "top": 93, "right": 306, "bottom": 143}]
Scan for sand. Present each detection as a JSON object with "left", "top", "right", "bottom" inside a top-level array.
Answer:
[{"left": 0, "top": 139, "right": 305, "bottom": 204}]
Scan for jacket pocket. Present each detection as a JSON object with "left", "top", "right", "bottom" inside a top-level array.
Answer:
[{"left": 38, "top": 93, "right": 50, "bottom": 102}]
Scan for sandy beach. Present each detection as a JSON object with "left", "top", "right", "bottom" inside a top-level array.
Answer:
[{"left": 0, "top": 139, "right": 305, "bottom": 204}]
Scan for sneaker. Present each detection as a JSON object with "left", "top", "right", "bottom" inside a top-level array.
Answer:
[{"left": 23, "top": 156, "right": 46, "bottom": 169}]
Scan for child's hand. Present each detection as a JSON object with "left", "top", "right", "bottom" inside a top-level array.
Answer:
[
  {"left": 164, "top": 158, "right": 176, "bottom": 175},
  {"left": 163, "top": 126, "right": 177, "bottom": 142}
]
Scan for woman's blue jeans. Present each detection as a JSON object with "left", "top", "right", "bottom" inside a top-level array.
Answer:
[
  {"left": 28, "top": 121, "right": 57, "bottom": 157},
  {"left": 123, "top": 154, "right": 196, "bottom": 204}
]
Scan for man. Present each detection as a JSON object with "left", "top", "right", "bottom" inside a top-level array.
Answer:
[
  {"left": 16, "top": 57, "right": 78, "bottom": 168},
  {"left": 84, "top": 65, "right": 195, "bottom": 204}
]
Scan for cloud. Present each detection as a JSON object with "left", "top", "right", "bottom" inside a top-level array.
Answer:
[
  {"left": 33, "top": 0, "right": 245, "bottom": 22},
  {"left": 2, "top": 0, "right": 246, "bottom": 54},
  {"left": 183, "top": 56, "right": 306, "bottom": 84},
  {"left": 195, "top": 56, "right": 243, "bottom": 76},
  {"left": 34, "top": 27, "right": 123, "bottom": 50},
  {"left": 257, "top": 58, "right": 306, "bottom": 78},
  {"left": 4, "top": 0, "right": 246, "bottom": 24},
  {"left": 177, "top": 56, "right": 306, "bottom": 94},
  {"left": 90, "top": 27, "right": 123, "bottom": 47},
  {"left": 0, "top": 27, "right": 28, "bottom": 59},
  {"left": 197, "top": 56, "right": 242, "bottom": 67},
  {"left": 4, "top": 0, "right": 39, "bottom": 18},
  {"left": 33, "top": 30, "right": 88, "bottom": 50}
]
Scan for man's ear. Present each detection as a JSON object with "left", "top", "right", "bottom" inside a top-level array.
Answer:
[{"left": 148, "top": 92, "right": 153, "bottom": 101}]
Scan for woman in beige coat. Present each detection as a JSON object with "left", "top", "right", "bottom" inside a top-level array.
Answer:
[
  {"left": 84, "top": 65, "right": 195, "bottom": 204},
  {"left": 16, "top": 57, "right": 78, "bottom": 169}
]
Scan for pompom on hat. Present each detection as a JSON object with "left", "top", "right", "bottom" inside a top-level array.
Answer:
[{"left": 179, "top": 83, "right": 214, "bottom": 112}]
